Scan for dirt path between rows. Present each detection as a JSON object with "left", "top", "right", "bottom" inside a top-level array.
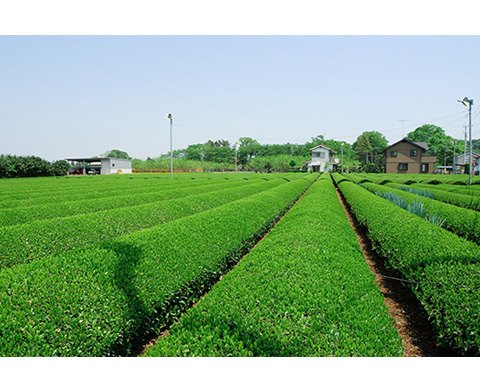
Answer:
[{"left": 335, "top": 186, "right": 445, "bottom": 357}]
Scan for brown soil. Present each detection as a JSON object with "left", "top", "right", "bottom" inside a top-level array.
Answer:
[{"left": 335, "top": 187, "right": 443, "bottom": 357}]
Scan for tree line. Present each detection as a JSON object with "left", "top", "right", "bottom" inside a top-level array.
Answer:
[
  {"left": 134, "top": 124, "right": 476, "bottom": 173},
  {"left": 2, "top": 124, "right": 477, "bottom": 178},
  {"left": 0, "top": 155, "right": 70, "bottom": 179}
]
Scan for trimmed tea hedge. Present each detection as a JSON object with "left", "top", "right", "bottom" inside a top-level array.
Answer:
[
  {"left": 336, "top": 179, "right": 480, "bottom": 355},
  {"left": 384, "top": 182, "right": 480, "bottom": 211},
  {"left": 0, "top": 178, "right": 258, "bottom": 227},
  {"left": 144, "top": 175, "right": 403, "bottom": 357},
  {"left": 362, "top": 182, "right": 480, "bottom": 245},
  {"left": 0, "top": 176, "right": 316, "bottom": 356},
  {"left": 0, "top": 179, "right": 285, "bottom": 270}
]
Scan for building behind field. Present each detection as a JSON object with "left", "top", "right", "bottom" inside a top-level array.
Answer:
[
  {"left": 66, "top": 157, "right": 132, "bottom": 175},
  {"left": 383, "top": 138, "right": 436, "bottom": 174}
]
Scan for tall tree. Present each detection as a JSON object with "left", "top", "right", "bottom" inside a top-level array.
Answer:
[
  {"left": 406, "top": 124, "right": 456, "bottom": 165},
  {"left": 237, "top": 137, "right": 261, "bottom": 165},
  {"left": 353, "top": 131, "right": 388, "bottom": 169}
]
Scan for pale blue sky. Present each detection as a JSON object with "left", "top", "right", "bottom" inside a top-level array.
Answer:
[{"left": 1, "top": 35, "right": 479, "bottom": 161}]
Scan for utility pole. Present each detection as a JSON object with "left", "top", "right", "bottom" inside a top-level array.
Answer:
[
  {"left": 341, "top": 142, "right": 344, "bottom": 174},
  {"left": 458, "top": 98, "right": 474, "bottom": 185},
  {"left": 452, "top": 140, "right": 456, "bottom": 175},
  {"left": 399, "top": 119, "right": 411, "bottom": 138},
  {"left": 165, "top": 113, "right": 173, "bottom": 179},
  {"left": 444, "top": 143, "right": 447, "bottom": 166}
]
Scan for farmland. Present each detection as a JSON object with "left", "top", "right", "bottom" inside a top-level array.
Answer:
[{"left": 0, "top": 172, "right": 479, "bottom": 356}]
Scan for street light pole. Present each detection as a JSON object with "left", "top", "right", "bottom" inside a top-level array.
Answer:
[
  {"left": 452, "top": 139, "right": 456, "bottom": 175},
  {"left": 458, "top": 98, "right": 474, "bottom": 185},
  {"left": 235, "top": 141, "right": 240, "bottom": 173},
  {"left": 165, "top": 113, "right": 173, "bottom": 179},
  {"left": 341, "top": 142, "right": 344, "bottom": 174}
]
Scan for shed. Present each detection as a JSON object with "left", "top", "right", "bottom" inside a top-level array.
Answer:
[{"left": 66, "top": 157, "right": 132, "bottom": 175}]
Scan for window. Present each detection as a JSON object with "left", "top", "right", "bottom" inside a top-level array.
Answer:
[
  {"left": 398, "top": 163, "right": 408, "bottom": 171},
  {"left": 390, "top": 150, "right": 398, "bottom": 157},
  {"left": 410, "top": 149, "right": 417, "bottom": 157},
  {"left": 421, "top": 163, "right": 429, "bottom": 173},
  {"left": 319, "top": 152, "right": 326, "bottom": 159}
]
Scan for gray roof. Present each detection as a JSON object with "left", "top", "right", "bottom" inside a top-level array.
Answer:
[
  {"left": 310, "top": 144, "right": 335, "bottom": 152},
  {"left": 66, "top": 157, "right": 131, "bottom": 163},
  {"left": 383, "top": 138, "right": 429, "bottom": 152},
  {"left": 409, "top": 140, "right": 429, "bottom": 150}
]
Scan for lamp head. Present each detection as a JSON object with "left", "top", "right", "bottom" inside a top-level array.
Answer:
[{"left": 165, "top": 113, "right": 172, "bottom": 120}]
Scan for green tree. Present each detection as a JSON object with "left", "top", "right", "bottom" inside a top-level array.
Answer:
[
  {"left": 52, "top": 160, "right": 71, "bottom": 176},
  {"left": 353, "top": 131, "right": 388, "bottom": 170},
  {"left": 203, "top": 140, "right": 234, "bottom": 163},
  {"left": 406, "top": 124, "right": 457, "bottom": 165},
  {"left": 184, "top": 144, "right": 204, "bottom": 161},
  {"left": 0, "top": 155, "right": 16, "bottom": 178},
  {"left": 237, "top": 137, "right": 261, "bottom": 166},
  {"left": 106, "top": 149, "right": 131, "bottom": 159}
]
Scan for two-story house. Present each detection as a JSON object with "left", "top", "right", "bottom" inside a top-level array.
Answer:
[
  {"left": 383, "top": 138, "right": 436, "bottom": 174},
  {"left": 305, "top": 144, "right": 339, "bottom": 173}
]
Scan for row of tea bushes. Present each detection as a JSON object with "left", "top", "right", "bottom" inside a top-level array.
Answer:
[
  {"left": 0, "top": 172, "right": 301, "bottom": 199},
  {"left": 353, "top": 173, "right": 480, "bottom": 186},
  {"left": 336, "top": 179, "right": 480, "bottom": 354},
  {"left": 144, "top": 175, "right": 403, "bottom": 357},
  {"left": 0, "top": 179, "right": 258, "bottom": 227},
  {"left": 0, "top": 175, "right": 249, "bottom": 209},
  {"left": 0, "top": 176, "right": 316, "bottom": 356},
  {"left": 408, "top": 182, "right": 480, "bottom": 196},
  {"left": 0, "top": 179, "right": 286, "bottom": 270},
  {"left": 361, "top": 182, "right": 480, "bottom": 245},
  {"left": 384, "top": 182, "right": 480, "bottom": 211}
]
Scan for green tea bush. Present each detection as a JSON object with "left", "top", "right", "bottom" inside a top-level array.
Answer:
[
  {"left": 337, "top": 180, "right": 480, "bottom": 354},
  {"left": 364, "top": 182, "right": 480, "bottom": 245},
  {"left": 0, "top": 179, "right": 285, "bottom": 270},
  {"left": 0, "top": 176, "right": 316, "bottom": 356},
  {"left": 145, "top": 176, "right": 403, "bottom": 357},
  {"left": 0, "top": 178, "right": 257, "bottom": 227}
]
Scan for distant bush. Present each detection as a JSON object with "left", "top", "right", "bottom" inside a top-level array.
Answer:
[{"left": 0, "top": 155, "right": 71, "bottom": 178}]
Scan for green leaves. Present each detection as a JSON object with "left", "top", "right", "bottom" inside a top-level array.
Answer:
[
  {"left": 145, "top": 175, "right": 402, "bottom": 357},
  {"left": 337, "top": 177, "right": 480, "bottom": 355},
  {"left": 0, "top": 173, "right": 315, "bottom": 356}
]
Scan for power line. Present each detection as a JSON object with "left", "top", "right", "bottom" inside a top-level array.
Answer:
[
  {"left": 173, "top": 123, "right": 309, "bottom": 144},
  {"left": 172, "top": 109, "right": 470, "bottom": 146}
]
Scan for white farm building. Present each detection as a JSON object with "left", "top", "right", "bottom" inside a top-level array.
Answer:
[
  {"left": 66, "top": 157, "right": 132, "bottom": 175},
  {"left": 304, "top": 144, "right": 339, "bottom": 173}
]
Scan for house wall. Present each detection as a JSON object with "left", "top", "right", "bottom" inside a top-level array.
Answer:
[
  {"left": 309, "top": 147, "right": 331, "bottom": 173},
  {"left": 384, "top": 141, "right": 435, "bottom": 174},
  {"left": 101, "top": 158, "right": 132, "bottom": 174}
]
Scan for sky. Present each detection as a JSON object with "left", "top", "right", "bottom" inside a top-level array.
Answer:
[{"left": 1, "top": 5, "right": 480, "bottom": 162}]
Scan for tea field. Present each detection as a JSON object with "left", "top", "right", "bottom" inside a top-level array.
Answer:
[{"left": 0, "top": 172, "right": 479, "bottom": 356}]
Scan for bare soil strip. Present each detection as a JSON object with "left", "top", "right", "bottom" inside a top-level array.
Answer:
[{"left": 334, "top": 186, "right": 447, "bottom": 357}]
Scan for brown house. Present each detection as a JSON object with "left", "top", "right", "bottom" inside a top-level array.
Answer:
[{"left": 383, "top": 139, "right": 436, "bottom": 174}]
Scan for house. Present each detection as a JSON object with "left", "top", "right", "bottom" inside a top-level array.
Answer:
[
  {"left": 66, "top": 157, "right": 132, "bottom": 175},
  {"left": 454, "top": 152, "right": 480, "bottom": 174},
  {"left": 305, "top": 144, "right": 339, "bottom": 173},
  {"left": 383, "top": 138, "right": 436, "bottom": 174}
]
